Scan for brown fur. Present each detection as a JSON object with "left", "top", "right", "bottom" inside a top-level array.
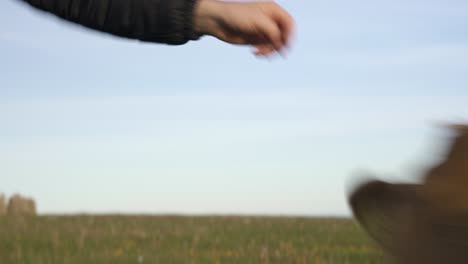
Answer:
[{"left": 349, "top": 123, "right": 468, "bottom": 264}]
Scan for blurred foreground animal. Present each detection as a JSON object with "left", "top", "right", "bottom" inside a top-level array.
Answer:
[
  {"left": 7, "top": 194, "right": 37, "bottom": 216},
  {"left": 348, "top": 124, "right": 468, "bottom": 264}
]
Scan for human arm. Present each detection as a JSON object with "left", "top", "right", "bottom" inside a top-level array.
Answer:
[
  {"left": 18, "top": 0, "right": 200, "bottom": 45},
  {"left": 18, "top": 0, "right": 294, "bottom": 55}
]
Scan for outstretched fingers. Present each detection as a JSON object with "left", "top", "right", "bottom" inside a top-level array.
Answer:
[{"left": 255, "top": 2, "right": 294, "bottom": 56}]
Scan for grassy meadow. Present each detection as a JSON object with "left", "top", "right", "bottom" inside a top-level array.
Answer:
[{"left": 0, "top": 216, "right": 383, "bottom": 263}]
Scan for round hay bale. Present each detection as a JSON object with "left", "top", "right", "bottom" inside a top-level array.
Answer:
[
  {"left": 0, "top": 194, "right": 6, "bottom": 216},
  {"left": 7, "top": 194, "right": 37, "bottom": 216}
]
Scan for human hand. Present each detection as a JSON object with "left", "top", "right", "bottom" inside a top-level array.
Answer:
[{"left": 194, "top": 0, "right": 295, "bottom": 57}]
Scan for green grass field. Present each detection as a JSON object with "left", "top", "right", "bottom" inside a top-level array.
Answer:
[{"left": 0, "top": 216, "right": 383, "bottom": 263}]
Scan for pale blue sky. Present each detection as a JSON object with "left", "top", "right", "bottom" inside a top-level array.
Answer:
[{"left": 1, "top": 0, "right": 468, "bottom": 216}]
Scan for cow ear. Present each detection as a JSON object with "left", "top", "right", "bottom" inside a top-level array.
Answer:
[{"left": 347, "top": 179, "right": 422, "bottom": 254}]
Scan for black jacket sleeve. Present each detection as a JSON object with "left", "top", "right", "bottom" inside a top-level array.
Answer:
[{"left": 18, "top": 0, "right": 201, "bottom": 45}]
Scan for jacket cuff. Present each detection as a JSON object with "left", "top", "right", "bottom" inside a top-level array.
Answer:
[
  {"left": 184, "top": 0, "right": 203, "bottom": 42},
  {"left": 155, "top": 0, "right": 202, "bottom": 45}
]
